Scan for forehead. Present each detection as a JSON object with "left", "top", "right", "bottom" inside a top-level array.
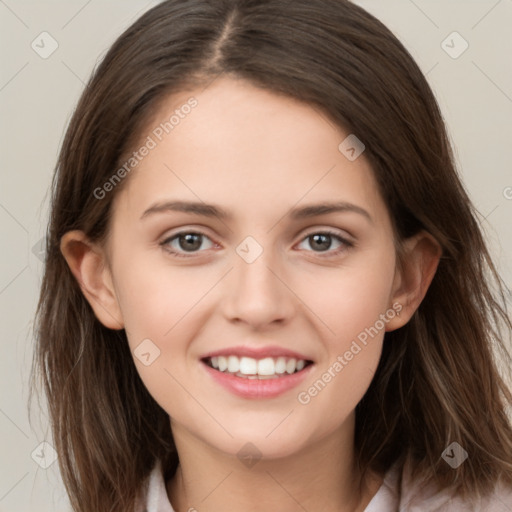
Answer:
[{"left": 112, "top": 77, "right": 387, "bottom": 227}]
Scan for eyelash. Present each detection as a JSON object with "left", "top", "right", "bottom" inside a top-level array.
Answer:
[{"left": 160, "top": 229, "right": 354, "bottom": 259}]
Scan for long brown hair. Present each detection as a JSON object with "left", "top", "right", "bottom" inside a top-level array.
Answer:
[{"left": 29, "top": 0, "right": 512, "bottom": 510}]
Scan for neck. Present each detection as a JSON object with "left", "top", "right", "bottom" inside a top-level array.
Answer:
[{"left": 166, "top": 414, "right": 382, "bottom": 512}]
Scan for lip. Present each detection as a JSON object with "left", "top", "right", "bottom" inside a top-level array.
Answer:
[
  {"left": 201, "top": 345, "right": 313, "bottom": 361},
  {"left": 201, "top": 360, "right": 315, "bottom": 399}
]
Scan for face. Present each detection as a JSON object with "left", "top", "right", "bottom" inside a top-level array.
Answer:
[{"left": 101, "top": 77, "right": 401, "bottom": 459}]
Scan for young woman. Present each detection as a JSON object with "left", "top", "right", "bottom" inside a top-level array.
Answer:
[{"left": 30, "top": 1, "right": 512, "bottom": 510}]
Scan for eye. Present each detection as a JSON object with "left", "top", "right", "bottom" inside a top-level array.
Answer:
[
  {"left": 160, "top": 231, "right": 215, "bottom": 258},
  {"left": 160, "top": 229, "right": 354, "bottom": 259},
  {"left": 296, "top": 230, "right": 353, "bottom": 256}
]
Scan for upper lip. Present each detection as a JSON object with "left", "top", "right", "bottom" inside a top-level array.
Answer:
[{"left": 201, "top": 345, "right": 314, "bottom": 362}]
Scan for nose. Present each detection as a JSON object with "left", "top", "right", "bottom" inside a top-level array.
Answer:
[{"left": 221, "top": 245, "right": 296, "bottom": 329}]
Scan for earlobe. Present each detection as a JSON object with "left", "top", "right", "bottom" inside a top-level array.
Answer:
[
  {"left": 386, "top": 231, "right": 442, "bottom": 331},
  {"left": 60, "top": 230, "right": 124, "bottom": 330}
]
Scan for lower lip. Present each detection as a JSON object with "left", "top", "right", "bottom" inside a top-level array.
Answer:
[{"left": 201, "top": 361, "right": 314, "bottom": 399}]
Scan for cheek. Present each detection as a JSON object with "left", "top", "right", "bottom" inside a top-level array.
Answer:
[
  {"left": 302, "top": 247, "right": 396, "bottom": 347},
  {"left": 293, "top": 248, "right": 395, "bottom": 412},
  {"left": 112, "top": 257, "right": 210, "bottom": 413},
  {"left": 114, "top": 252, "right": 214, "bottom": 343},
  {"left": 111, "top": 249, "right": 225, "bottom": 399}
]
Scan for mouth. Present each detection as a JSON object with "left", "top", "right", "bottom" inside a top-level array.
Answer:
[{"left": 201, "top": 355, "right": 314, "bottom": 380}]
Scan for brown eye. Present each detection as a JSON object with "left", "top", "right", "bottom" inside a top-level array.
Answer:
[
  {"left": 297, "top": 230, "right": 353, "bottom": 256},
  {"left": 161, "top": 231, "right": 214, "bottom": 258}
]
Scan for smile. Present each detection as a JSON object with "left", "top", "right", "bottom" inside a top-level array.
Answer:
[
  {"left": 201, "top": 354, "right": 315, "bottom": 399},
  {"left": 203, "top": 355, "right": 313, "bottom": 379}
]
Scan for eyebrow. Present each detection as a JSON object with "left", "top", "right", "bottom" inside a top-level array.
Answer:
[{"left": 140, "top": 200, "right": 373, "bottom": 224}]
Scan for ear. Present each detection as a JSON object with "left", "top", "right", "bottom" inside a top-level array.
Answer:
[
  {"left": 60, "top": 230, "right": 124, "bottom": 330},
  {"left": 385, "top": 230, "right": 442, "bottom": 331}
]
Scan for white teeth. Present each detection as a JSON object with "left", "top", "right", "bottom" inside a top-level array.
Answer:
[
  {"left": 206, "top": 355, "right": 309, "bottom": 377},
  {"left": 218, "top": 356, "right": 227, "bottom": 371},
  {"left": 227, "top": 355, "right": 239, "bottom": 372},
  {"left": 275, "top": 357, "right": 286, "bottom": 374},
  {"left": 286, "top": 358, "right": 297, "bottom": 374},
  {"left": 239, "top": 357, "right": 258, "bottom": 375},
  {"left": 257, "top": 357, "right": 275, "bottom": 376}
]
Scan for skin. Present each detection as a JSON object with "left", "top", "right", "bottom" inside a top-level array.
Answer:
[{"left": 61, "top": 76, "right": 441, "bottom": 512}]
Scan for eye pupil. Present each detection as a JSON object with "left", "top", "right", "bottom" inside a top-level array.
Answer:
[
  {"left": 310, "top": 234, "right": 331, "bottom": 251},
  {"left": 179, "top": 233, "right": 202, "bottom": 251}
]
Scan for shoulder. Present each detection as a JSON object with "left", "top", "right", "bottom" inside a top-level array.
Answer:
[
  {"left": 365, "top": 458, "right": 512, "bottom": 511},
  {"left": 401, "top": 477, "right": 512, "bottom": 511}
]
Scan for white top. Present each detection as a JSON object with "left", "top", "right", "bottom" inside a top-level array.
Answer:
[{"left": 137, "top": 458, "right": 512, "bottom": 511}]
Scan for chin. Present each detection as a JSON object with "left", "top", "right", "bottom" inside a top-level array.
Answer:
[{"left": 200, "top": 424, "right": 314, "bottom": 463}]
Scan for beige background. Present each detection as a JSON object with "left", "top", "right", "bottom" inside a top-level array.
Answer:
[{"left": 0, "top": 1, "right": 511, "bottom": 510}]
